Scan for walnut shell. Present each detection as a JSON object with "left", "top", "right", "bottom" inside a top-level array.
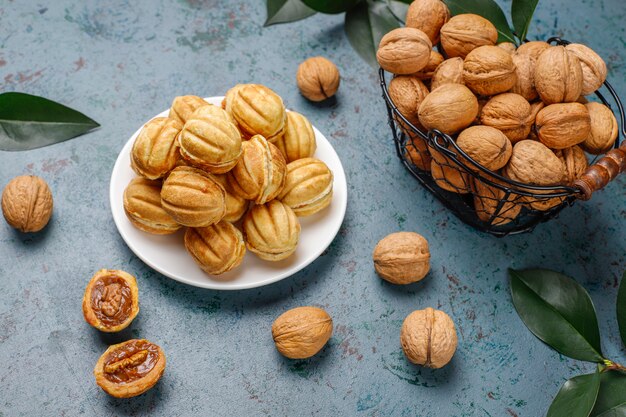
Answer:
[
  {"left": 169, "top": 95, "right": 209, "bottom": 124},
  {"left": 373, "top": 232, "right": 430, "bottom": 284},
  {"left": 184, "top": 222, "right": 246, "bottom": 275},
  {"left": 414, "top": 50, "right": 445, "bottom": 80},
  {"left": 555, "top": 145, "right": 589, "bottom": 185},
  {"left": 271, "top": 111, "right": 317, "bottom": 163},
  {"left": 582, "top": 102, "right": 618, "bottom": 154},
  {"left": 516, "top": 41, "right": 550, "bottom": 62},
  {"left": 463, "top": 45, "right": 517, "bottom": 96},
  {"left": 534, "top": 46, "right": 583, "bottom": 104},
  {"left": 471, "top": 176, "right": 521, "bottom": 226},
  {"left": 480, "top": 93, "right": 532, "bottom": 143},
  {"left": 405, "top": 138, "right": 432, "bottom": 171},
  {"left": 456, "top": 125, "right": 512, "bottom": 171},
  {"left": 272, "top": 307, "right": 333, "bottom": 359},
  {"left": 2, "top": 175, "right": 53, "bottom": 233},
  {"left": 405, "top": 0, "right": 450, "bottom": 45},
  {"left": 430, "top": 57, "right": 464, "bottom": 91},
  {"left": 430, "top": 156, "right": 471, "bottom": 193},
  {"left": 401, "top": 308, "right": 457, "bottom": 368},
  {"left": 440, "top": 14, "right": 497, "bottom": 59},
  {"left": 497, "top": 42, "right": 517, "bottom": 54},
  {"left": 388, "top": 75, "right": 430, "bottom": 127},
  {"left": 377, "top": 28, "right": 432, "bottom": 75},
  {"left": 131, "top": 117, "right": 183, "bottom": 179},
  {"left": 565, "top": 43, "right": 607, "bottom": 95},
  {"left": 296, "top": 57, "right": 340, "bottom": 102},
  {"left": 278, "top": 158, "right": 333, "bottom": 217},
  {"left": 242, "top": 200, "right": 300, "bottom": 261},
  {"left": 510, "top": 52, "right": 538, "bottom": 101},
  {"left": 230, "top": 84, "right": 286, "bottom": 139},
  {"left": 535, "top": 103, "right": 591, "bottom": 149},
  {"left": 503, "top": 140, "right": 564, "bottom": 185},
  {"left": 418, "top": 84, "right": 478, "bottom": 135}
]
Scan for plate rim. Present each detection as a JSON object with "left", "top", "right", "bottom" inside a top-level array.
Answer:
[{"left": 109, "top": 96, "right": 347, "bottom": 290}]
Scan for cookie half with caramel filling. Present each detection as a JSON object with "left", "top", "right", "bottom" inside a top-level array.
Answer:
[
  {"left": 82, "top": 269, "right": 139, "bottom": 332},
  {"left": 94, "top": 339, "right": 166, "bottom": 398}
]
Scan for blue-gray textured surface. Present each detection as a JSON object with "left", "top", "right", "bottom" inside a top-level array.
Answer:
[{"left": 0, "top": 0, "right": 625, "bottom": 416}]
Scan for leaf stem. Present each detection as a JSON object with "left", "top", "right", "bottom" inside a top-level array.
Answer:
[{"left": 602, "top": 359, "right": 626, "bottom": 374}]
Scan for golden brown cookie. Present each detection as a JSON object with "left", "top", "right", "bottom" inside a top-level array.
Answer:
[
  {"left": 123, "top": 178, "right": 180, "bottom": 234},
  {"left": 228, "top": 84, "right": 286, "bottom": 140},
  {"left": 242, "top": 200, "right": 300, "bottom": 261},
  {"left": 270, "top": 111, "right": 317, "bottom": 163},
  {"left": 82, "top": 269, "right": 139, "bottom": 333},
  {"left": 131, "top": 117, "right": 182, "bottom": 180},
  {"left": 160, "top": 166, "right": 225, "bottom": 227},
  {"left": 278, "top": 158, "right": 333, "bottom": 216},
  {"left": 184, "top": 222, "right": 246, "bottom": 275},
  {"left": 169, "top": 95, "right": 209, "bottom": 124},
  {"left": 212, "top": 174, "right": 248, "bottom": 223},
  {"left": 94, "top": 339, "right": 166, "bottom": 398},
  {"left": 227, "top": 135, "right": 287, "bottom": 204}
]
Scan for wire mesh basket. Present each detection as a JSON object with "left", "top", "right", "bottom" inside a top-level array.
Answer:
[{"left": 380, "top": 38, "right": 626, "bottom": 237}]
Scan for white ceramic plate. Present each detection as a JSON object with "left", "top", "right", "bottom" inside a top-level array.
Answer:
[{"left": 110, "top": 97, "right": 347, "bottom": 290}]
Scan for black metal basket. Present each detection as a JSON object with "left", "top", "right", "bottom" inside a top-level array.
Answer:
[{"left": 379, "top": 38, "right": 626, "bottom": 237}]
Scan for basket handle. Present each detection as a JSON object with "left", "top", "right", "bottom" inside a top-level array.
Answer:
[{"left": 574, "top": 140, "right": 626, "bottom": 200}]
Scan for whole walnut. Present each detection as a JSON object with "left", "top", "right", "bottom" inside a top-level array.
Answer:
[
  {"left": 510, "top": 52, "right": 538, "bottom": 101},
  {"left": 471, "top": 176, "right": 521, "bottom": 226},
  {"left": 400, "top": 308, "right": 457, "bottom": 368},
  {"left": 2, "top": 175, "right": 53, "bottom": 233},
  {"left": 463, "top": 45, "right": 517, "bottom": 96},
  {"left": 582, "top": 102, "right": 619, "bottom": 154},
  {"left": 377, "top": 28, "right": 432, "bottom": 74},
  {"left": 373, "top": 232, "right": 430, "bottom": 284},
  {"left": 497, "top": 42, "right": 517, "bottom": 54},
  {"left": 405, "top": 139, "right": 432, "bottom": 171},
  {"left": 414, "top": 50, "right": 445, "bottom": 80},
  {"left": 456, "top": 125, "right": 512, "bottom": 171},
  {"left": 535, "top": 103, "right": 591, "bottom": 149},
  {"left": 418, "top": 83, "right": 478, "bottom": 135},
  {"left": 272, "top": 307, "right": 333, "bottom": 359},
  {"left": 555, "top": 145, "right": 589, "bottom": 185},
  {"left": 430, "top": 57, "right": 464, "bottom": 91},
  {"left": 405, "top": 0, "right": 450, "bottom": 45},
  {"left": 388, "top": 75, "right": 430, "bottom": 128},
  {"left": 440, "top": 14, "right": 498, "bottom": 59},
  {"left": 503, "top": 140, "right": 564, "bottom": 185},
  {"left": 430, "top": 147, "right": 471, "bottom": 193},
  {"left": 516, "top": 41, "right": 550, "bottom": 61},
  {"left": 565, "top": 43, "right": 607, "bottom": 95},
  {"left": 296, "top": 57, "right": 340, "bottom": 102},
  {"left": 534, "top": 46, "right": 583, "bottom": 104},
  {"left": 480, "top": 93, "right": 532, "bottom": 142}
]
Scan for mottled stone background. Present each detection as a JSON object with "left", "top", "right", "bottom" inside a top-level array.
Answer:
[{"left": 0, "top": 0, "right": 624, "bottom": 416}]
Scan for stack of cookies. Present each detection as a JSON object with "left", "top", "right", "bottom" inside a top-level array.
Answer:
[{"left": 123, "top": 84, "right": 334, "bottom": 275}]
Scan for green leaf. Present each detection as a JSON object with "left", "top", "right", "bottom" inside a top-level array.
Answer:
[
  {"left": 509, "top": 269, "right": 604, "bottom": 362},
  {"left": 301, "top": 0, "right": 361, "bottom": 14},
  {"left": 265, "top": 0, "right": 316, "bottom": 26},
  {"left": 442, "top": 0, "right": 517, "bottom": 44},
  {"left": 0, "top": 92, "right": 99, "bottom": 151},
  {"left": 547, "top": 370, "right": 601, "bottom": 417},
  {"left": 386, "top": 0, "right": 409, "bottom": 23},
  {"left": 345, "top": 1, "right": 401, "bottom": 68},
  {"left": 618, "top": 271, "right": 626, "bottom": 347},
  {"left": 511, "top": 0, "right": 539, "bottom": 42},
  {"left": 591, "top": 371, "right": 626, "bottom": 417}
]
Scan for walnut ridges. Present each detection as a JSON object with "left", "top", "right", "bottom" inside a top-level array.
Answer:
[
  {"left": 372, "top": 232, "right": 430, "bottom": 284},
  {"left": 377, "top": 27, "right": 432, "bottom": 74},
  {"left": 2, "top": 175, "right": 53, "bottom": 233},
  {"left": 400, "top": 308, "right": 457, "bottom": 368},
  {"left": 471, "top": 177, "right": 521, "bottom": 225},
  {"left": 272, "top": 307, "right": 333, "bottom": 359},
  {"left": 535, "top": 103, "right": 591, "bottom": 149},
  {"left": 565, "top": 43, "right": 607, "bottom": 95},
  {"left": 414, "top": 50, "right": 444, "bottom": 80},
  {"left": 405, "top": 0, "right": 450, "bottom": 45},
  {"left": 418, "top": 83, "right": 478, "bottom": 135},
  {"left": 480, "top": 93, "right": 532, "bottom": 143},
  {"left": 582, "top": 102, "right": 618, "bottom": 154},
  {"left": 296, "top": 57, "right": 340, "bottom": 102},
  {"left": 440, "top": 14, "right": 497, "bottom": 59},
  {"left": 463, "top": 45, "right": 517, "bottom": 96},
  {"left": 430, "top": 57, "right": 464, "bottom": 91},
  {"left": 456, "top": 125, "right": 512, "bottom": 171},
  {"left": 556, "top": 145, "right": 589, "bottom": 185},
  {"left": 504, "top": 140, "right": 565, "bottom": 185},
  {"left": 534, "top": 46, "right": 583, "bottom": 104},
  {"left": 388, "top": 75, "right": 430, "bottom": 128}
]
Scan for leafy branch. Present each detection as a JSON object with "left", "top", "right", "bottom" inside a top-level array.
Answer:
[
  {"left": 510, "top": 269, "right": 626, "bottom": 417},
  {"left": 264, "top": 0, "right": 541, "bottom": 67}
]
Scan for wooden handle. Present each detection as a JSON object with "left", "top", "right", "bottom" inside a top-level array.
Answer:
[{"left": 574, "top": 141, "right": 626, "bottom": 200}]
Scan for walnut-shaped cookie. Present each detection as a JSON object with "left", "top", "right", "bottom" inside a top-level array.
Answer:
[
  {"left": 228, "top": 84, "right": 286, "bottom": 140},
  {"left": 169, "top": 95, "right": 209, "bottom": 124},
  {"left": 130, "top": 117, "right": 182, "bottom": 180},
  {"left": 271, "top": 111, "right": 317, "bottom": 163},
  {"left": 161, "top": 166, "right": 225, "bottom": 227},
  {"left": 212, "top": 174, "right": 248, "bottom": 223},
  {"left": 184, "top": 222, "right": 246, "bottom": 275},
  {"left": 179, "top": 104, "right": 242, "bottom": 174},
  {"left": 227, "top": 135, "right": 287, "bottom": 204},
  {"left": 82, "top": 269, "right": 139, "bottom": 333},
  {"left": 278, "top": 158, "right": 333, "bottom": 217},
  {"left": 94, "top": 339, "right": 166, "bottom": 398},
  {"left": 242, "top": 200, "right": 301, "bottom": 261},
  {"left": 123, "top": 178, "right": 180, "bottom": 234}
]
